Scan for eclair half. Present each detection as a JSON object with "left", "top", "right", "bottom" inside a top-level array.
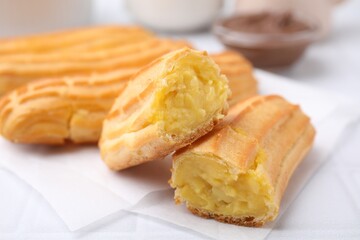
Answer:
[
  {"left": 100, "top": 48, "right": 230, "bottom": 170},
  {"left": 170, "top": 95, "right": 315, "bottom": 227}
]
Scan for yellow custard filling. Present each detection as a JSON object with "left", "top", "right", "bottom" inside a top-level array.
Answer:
[
  {"left": 172, "top": 151, "right": 277, "bottom": 220},
  {"left": 150, "top": 53, "right": 229, "bottom": 138}
]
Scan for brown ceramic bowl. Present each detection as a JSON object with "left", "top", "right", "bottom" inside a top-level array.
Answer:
[{"left": 213, "top": 12, "right": 321, "bottom": 68}]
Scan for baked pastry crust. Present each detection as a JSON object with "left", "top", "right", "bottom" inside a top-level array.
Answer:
[
  {"left": 99, "top": 48, "right": 231, "bottom": 170},
  {"left": 170, "top": 95, "right": 315, "bottom": 227}
]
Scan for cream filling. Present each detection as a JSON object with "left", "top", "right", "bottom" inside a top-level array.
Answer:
[
  {"left": 150, "top": 54, "right": 229, "bottom": 139},
  {"left": 172, "top": 151, "right": 277, "bottom": 220}
]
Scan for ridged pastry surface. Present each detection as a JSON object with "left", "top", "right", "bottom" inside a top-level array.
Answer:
[
  {"left": 100, "top": 48, "right": 230, "bottom": 170},
  {"left": 171, "top": 95, "right": 315, "bottom": 227},
  {"left": 0, "top": 25, "right": 154, "bottom": 95}
]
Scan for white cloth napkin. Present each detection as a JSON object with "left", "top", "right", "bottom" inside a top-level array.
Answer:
[{"left": 0, "top": 70, "right": 359, "bottom": 239}]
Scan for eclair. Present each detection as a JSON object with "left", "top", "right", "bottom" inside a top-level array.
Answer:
[
  {"left": 99, "top": 48, "right": 230, "bottom": 170},
  {"left": 170, "top": 95, "right": 315, "bottom": 227}
]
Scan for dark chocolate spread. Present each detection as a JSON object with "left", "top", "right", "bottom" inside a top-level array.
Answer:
[
  {"left": 222, "top": 12, "right": 312, "bottom": 34},
  {"left": 214, "top": 12, "right": 318, "bottom": 68}
]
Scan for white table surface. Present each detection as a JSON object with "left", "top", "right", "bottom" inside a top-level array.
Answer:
[{"left": 1, "top": 0, "right": 360, "bottom": 239}]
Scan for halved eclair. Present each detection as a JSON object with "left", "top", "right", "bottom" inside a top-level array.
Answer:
[
  {"left": 170, "top": 95, "right": 315, "bottom": 227},
  {"left": 99, "top": 48, "right": 231, "bottom": 170}
]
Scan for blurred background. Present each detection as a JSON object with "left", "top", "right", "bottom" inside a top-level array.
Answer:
[
  {"left": 0, "top": 1, "right": 360, "bottom": 238},
  {"left": 0, "top": 0, "right": 359, "bottom": 100}
]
